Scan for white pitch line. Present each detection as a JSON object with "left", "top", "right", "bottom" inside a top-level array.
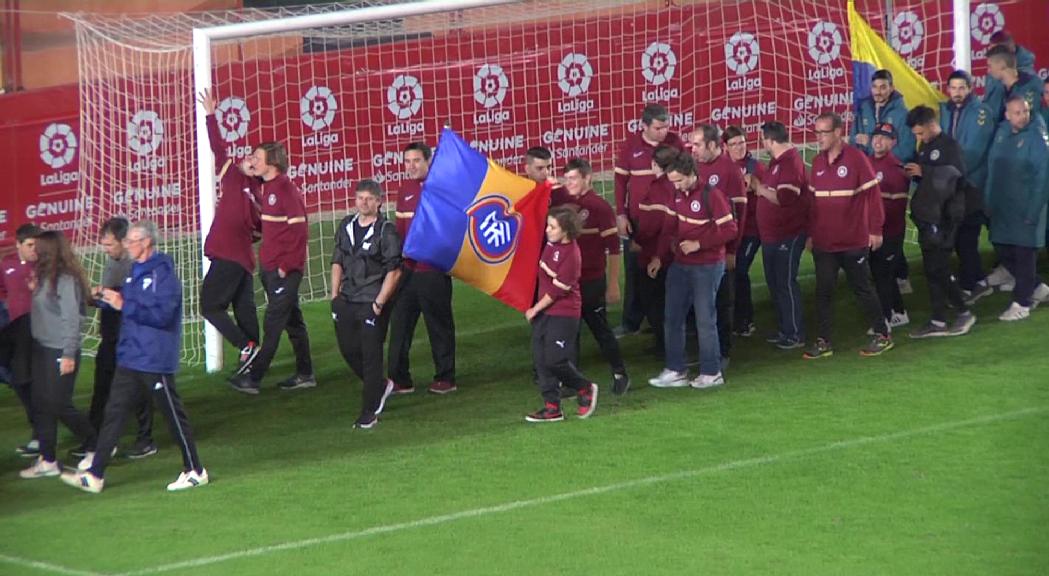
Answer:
[
  {"left": 99, "top": 405, "right": 1046, "bottom": 576},
  {"left": 0, "top": 553, "right": 106, "bottom": 576}
]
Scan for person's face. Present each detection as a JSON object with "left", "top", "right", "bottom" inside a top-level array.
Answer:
[
  {"left": 725, "top": 134, "right": 747, "bottom": 162},
  {"left": 545, "top": 216, "right": 566, "bottom": 243},
  {"left": 1042, "top": 81, "right": 1049, "bottom": 106},
  {"left": 666, "top": 170, "right": 696, "bottom": 192},
  {"left": 404, "top": 150, "right": 430, "bottom": 180},
  {"left": 1006, "top": 99, "right": 1031, "bottom": 131},
  {"left": 355, "top": 191, "right": 380, "bottom": 217},
  {"left": 947, "top": 78, "right": 971, "bottom": 104},
  {"left": 642, "top": 118, "right": 669, "bottom": 143},
  {"left": 563, "top": 169, "right": 590, "bottom": 197},
  {"left": 690, "top": 132, "right": 717, "bottom": 163},
  {"left": 871, "top": 134, "right": 895, "bottom": 155},
  {"left": 814, "top": 118, "right": 841, "bottom": 152},
  {"left": 524, "top": 156, "right": 552, "bottom": 183},
  {"left": 100, "top": 232, "right": 124, "bottom": 259},
  {"left": 250, "top": 148, "right": 276, "bottom": 179},
  {"left": 911, "top": 123, "right": 938, "bottom": 145},
  {"left": 16, "top": 238, "right": 36, "bottom": 262},
  {"left": 871, "top": 79, "right": 892, "bottom": 104},
  {"left": 651, "top": 159, "right": 663, "bottom": 177},
  {"left": 123, "top": 230, "right": 149, "bottom": 262},
  {"left": 239, "top": 156, "right": 255, "bottom": 176}
]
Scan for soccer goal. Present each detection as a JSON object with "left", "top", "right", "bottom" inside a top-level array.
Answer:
[{"left": 66, "top": 0, "right": 973, "bottom": 372}]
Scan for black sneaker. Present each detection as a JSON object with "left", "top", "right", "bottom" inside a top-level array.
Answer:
[
  {"left": 125, "top": 441, "right": 158, "bottom": 460},
  {"left": 964, "top": 282, "right": 994, "bottom": 305},
  {"left": 229, "top": 373, "right": 261, "bottom": 395},
  {"left": 69, "top": 444, "right": 88, "bottom": 459},
  {"left": 734, "top": 322, "right": 756, "bottom": 337},
  {"left": 576, "top": 384, "right": 599, "bottom": 419},
  {"left": 802, "top": 339, "right": 833, "bottom": 360},
  {"left": 948, "top": 312, "right": 976, "bottom": 336},
  {"left": 354, "top": 412, "right": 378, "bottom": 429},
  {"left": 277, "top": 374, "right": 317, "bottom": 391},
  {"left": 16, "top": 439, "right": 40, "bottom": 458},
  {"left": 776, "top": 336, "right": 805, "bottom": 350},
  {"left": 234, "top": 342, "right": 260, "bottom": 376},
  {"left": 909, "top": 321, "right": 949, "bottom": 339},
  {"left": 860, "top": 334, "right": 894, "bottom": 357},
  {"left": 612, "top": 372, "right": 630, "bottom": 396},
  {"left": 525, "top": 403, "right": 564, "bottom": 423}
]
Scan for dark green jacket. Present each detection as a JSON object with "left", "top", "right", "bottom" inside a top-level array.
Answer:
[
  {"left": 939, "top": 96, "right": 995, "bottom": 197},
  {"left": 985, "top": 118, "right": 1049, "bottom": 248}
]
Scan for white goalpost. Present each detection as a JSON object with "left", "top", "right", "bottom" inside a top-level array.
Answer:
[{"left": 66, "top": 0, "right": 973, "bottom": 373}]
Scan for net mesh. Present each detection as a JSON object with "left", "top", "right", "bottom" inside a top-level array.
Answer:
[{"left": 66, "top": 0, "right": 960, "bottom": 365}]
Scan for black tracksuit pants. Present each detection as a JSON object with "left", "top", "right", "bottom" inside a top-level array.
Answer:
[
  {"left": 579, "top": 278, "right": 626, "bottom": 375},
  {"left": 532, "top": 313, "right": 590, "bottom": 407},
  {"left": 387, "top": 268, "right": 456, "bottom": 386},
  {"left": 201, "top": 258, "right": 260, "bottom": 351},
  {"left": 31, "top": 343, "right": 95, "bottom": 462},
  {"left": 333, "top": 298, "right": 391, "bottom": 416},
  {"left": 250, "top": 269, "right": 313, "bottom": 382},
  {"left": 869, "top": 234, "right": 906, "bottom": 319},
  {"left": 813, "top": 249, "right": 889, "bottom": 342},
  {"left": 90, "top": 328, "right": 154, "bottom": 446}
]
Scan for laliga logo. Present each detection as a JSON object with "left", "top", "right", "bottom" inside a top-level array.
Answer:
[
  {"left": 473, "top": 64, "right": 508, "bottom": 109},
  {"left": 890, "top": 11, "right": 924, "bottom": 55},
  {"left": 641, "top": 42, "right": 677, "bottom": 86},
  {"left": 971, "top": 4, "right": 1004, "bottom": 45},
  {"left": 127, "top": 110, "right": 164, "bottom": 156},
  {"left": 217, "top": 97, "right": 250, "bottom": 142},
  {"left": 387, "top": 74, "right": 424, "bottom": 119},
  {"left": 39, "top": 123, "right": 77, "bottom": 170},
  {"left": 557, "top": 52, "right": 593, "bottom": 97},
  {"left": 301, "top": 85, "right": 337, "bottom": 131},
  {"left": 807, "top": 21, "right": 842, "bottom": 66},
  {"left": 466, "top": 195, "right": 521, "bottom": 264},
  {"left": 725, "top": 32, "right": 760, "bottom": 76}
]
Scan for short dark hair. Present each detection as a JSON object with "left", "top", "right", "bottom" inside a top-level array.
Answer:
[
  {"left": 404, "top": 142, "right": 432, "bottom": 161},
  {"left": 525, "top": 146, "right": 552, "bottom": 162},
  {"left": 99, "top": 217, "right": 129, "bottom": 241},
  {"left": 760, "top": 121, "right": 789, "bottom": 144},
  {"left": 547, "top": 205, "right": 582, "bottom": 241},
  {"left": 1005, "top": 94, "right": 1031, "bottom": 109},
  {"left": 987, "top": 45, "right": 1018, "bottom": 69},
  {"left": 255, "top": 142, "right": 289, "bottom": 174},
  {"left": 906, "top": 105, "right": 938, "bottom": 128},
  {"left": 721, "top": 125, "right": 745, "bottom": 144},
  {"left": 356, "top": 179, "right": 383, "bottom": 198},
  {"left": 652, "top": 144, "right": 681, "bottom": 171},
  {"left": 16, "top": 223, "right": 41, "bottom": 244},
  {"left": 563, "top": 157, "right": 592, "bottom": 177},
  {"left": 694, "top": 123, "right": 720, "bottom": 147},
  {"left": 946, "top": 69, "right": 972, "bottom": 88},
  {"left": 872, "top": 69, "right": 894, "bottom": 85},
  {"left": 666, "top": 153, "right": 697, "bottom": 177},
  {"left": 816, "top": 112, "right": 843, "bottom": 131},
  {"left": 641, "top": 104, "right": 669, "bottom": 126}
]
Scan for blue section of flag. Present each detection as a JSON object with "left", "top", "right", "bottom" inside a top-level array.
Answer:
[
  {"left": 853, "top": 61, "right": 875, "bottom": 119},
  {"left": 403, "top": 129, "right": 489, "bottom": 272}
]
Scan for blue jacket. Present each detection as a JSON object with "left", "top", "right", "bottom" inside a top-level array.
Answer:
[
  {"left": 851, "top": 90, "right": 916, "bottom": 162},
  {"left": 939, "top": 96, "right": 995, "bottom": 194},
  {"left": 983, "top": 45, "right": 1036, "bottom": 118},
  {"left": 117, "top": 252, "right": 182, "bottom": 374},
  {"left": 984, "top": 71, "right": 1044, "bottom": 123},
  {"left": 985, "top": 118, "right": 1049, "bottom": 248}
]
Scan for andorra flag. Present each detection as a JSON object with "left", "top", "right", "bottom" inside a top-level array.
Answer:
[{"left": 403, "top": 128, "right": 552, "bottom": 311}]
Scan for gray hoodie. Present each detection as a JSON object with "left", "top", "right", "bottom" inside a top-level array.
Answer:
[{"left": 31, "top": 273, "right": 84, "bottom": 358}]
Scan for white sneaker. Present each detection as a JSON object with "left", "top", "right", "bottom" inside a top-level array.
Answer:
[
  {"left": 77, "top": 451, "right": 95, "bottom": 471},
  {"left": 648, "top": 369, "right": 688, "bottom": 388},
  {"left": 375, "top": 379, "right": 394, "bottom": 415},
  {"left": 999, "top": 282, "right": 1015, "bottom": 292},
  {"left": 1032, "top": 283, "right": 1049, "bottom": 304},
  {"left": 167, "top": 468, "right": 209, "bottom": 492},
  {"left": 889, "top": 311, "right": 910, "bottom": 328},
  {"left": 690, "top": 373, "right": 725, "bottom": 389},
  {"left": 897, "top": 278, "right": 914, "bottom": 294},
  {"left": 61, "top": 470, "right": 104, "bottom": 493},
  {"left": 985, "top": 265, "right": 1014, "bottom": 287},
  {"left": 19, "top": 456, "right": 60, "bottom": 479},
  {"left": 998, "top": 302, "right": 1030, "bottom": 322}
]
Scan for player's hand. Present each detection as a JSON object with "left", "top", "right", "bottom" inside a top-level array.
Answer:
[
  {"left": 679, "top": 240, "right": 700, "bottom": 255},
  {"left": 647, "top": 258, "right": 661, "bottom": 279},
  {"left": 525, "top": 307, "right": 538, "bottom": 322},
  {"left": 725, "top": 253, "right": 737, "bottom": 271},
  {"left": 101, "top": 288, "right": 123, "bottom": 310},
  {"left": 869, "top": 234, "right": 883, "bottom": 250},
  {"left": 197, "top": 88, "right": 217, "bottom": 115},
  {"left": 59, "top": 357, "right": 75, "bottom": 376},
  {"left": 605, "top": 281, "right": 621, "bottom": 305},
  {"left": 278, "top": 268, "right": 287, "bottom": 278},
  {"left": 854, "top": 134, "right": 869, "bottom": 147},
  {"left": 616, "top": 215, "right": 633, "bottom": 237},
  {"left": 903, "top": 163, "right": 922, "bottom": 178}
]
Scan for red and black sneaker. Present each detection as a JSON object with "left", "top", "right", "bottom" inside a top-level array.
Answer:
[
  {"left": 390, "top": 381, "right": 415, "bottom": 395},
  {"left": 576, "top": 383, "right": 599, "bottom": 419},
  {"left": 428, "top": 380, "right": 457, "bottom": 395},
  {"left": 525, "top": 402, "right": 564, "bottom": 423}
]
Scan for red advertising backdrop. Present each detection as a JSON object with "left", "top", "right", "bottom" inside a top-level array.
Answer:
[{"left": 1, "top": 0, "right": 1046, "bottom": 248}]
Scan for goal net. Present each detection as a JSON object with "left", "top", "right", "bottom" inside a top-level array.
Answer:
[{"left": 66, "top": 0, "right": 963, "bottom": 369}]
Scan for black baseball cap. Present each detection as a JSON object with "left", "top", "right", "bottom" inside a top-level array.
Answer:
[{"left": 872, "top": 122, "right": 897, "bottom": 139}]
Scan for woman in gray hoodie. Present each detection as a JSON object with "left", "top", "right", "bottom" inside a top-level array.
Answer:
[{"left": 19, "top": 230, "right": 97, "bottom": 479}]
